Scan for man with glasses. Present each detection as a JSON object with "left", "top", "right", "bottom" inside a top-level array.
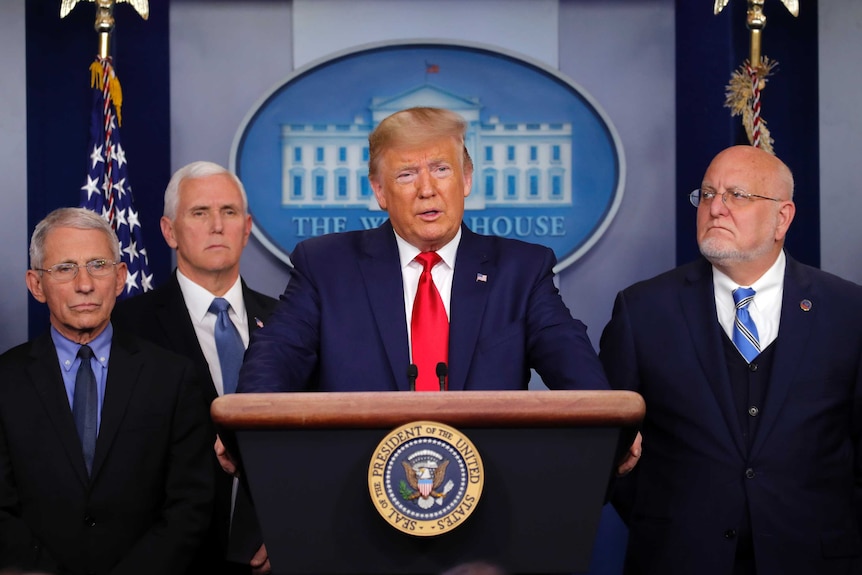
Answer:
[
  {"left": 0, "top": 207, "right": 213, "bottom": 574},
  {"left": 601, "top": 145, "right": 862, "bottom": 574}
]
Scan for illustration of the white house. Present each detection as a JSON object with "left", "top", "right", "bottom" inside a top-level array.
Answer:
[{"left": 280, "top": 85, "right": 573, "bottom": 209}]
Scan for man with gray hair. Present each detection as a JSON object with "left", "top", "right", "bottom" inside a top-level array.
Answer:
[
  {"left": 113, "top": 162, "right": 277, "bottom": 574},
  {"left": 0, "top": 207, "right": 213, "bottom": 574}
]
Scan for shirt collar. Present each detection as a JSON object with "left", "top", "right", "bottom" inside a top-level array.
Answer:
[
  {"left": 394, "top": 227, "right": 462, "bottom": 271},
  {"left": 51, "top": 323, "right": 113, "bottom": 373},
  {"left": 712, "top": 250, "right": 786, "bottom": 299},
  {"left": 176, "top": 269, "right": 246, "bottom": 324}
]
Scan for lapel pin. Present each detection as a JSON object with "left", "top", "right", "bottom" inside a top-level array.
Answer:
[
  {"left": 255, "top": 317, "right": 265, "bottom": 328},
  {"left": 799, "top": 299, "right": 812, "bottom": 312},
  {"left": 476, "top": 273, "right": 487, "bottom": 283}
]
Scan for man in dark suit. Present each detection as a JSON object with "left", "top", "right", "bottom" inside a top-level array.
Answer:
[
  {"left": 236, "top": 107, "right": 609, "bottom": 395},
  {"left": 600, "top": 145, "right": 862, "bottom": 574},
  {"left": 0, "top": 207, "right": 213, "bottom": 575},
  {"left": 112, "top": 162, "right": 278, "bottom": 575}
]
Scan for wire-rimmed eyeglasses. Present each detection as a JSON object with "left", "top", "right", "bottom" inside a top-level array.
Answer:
[
  {"left": 689, "top": 188, "right": 781, "bottom": 208},
  {"left": 34, "top": 259, "right": 119, "bottom": 282}
]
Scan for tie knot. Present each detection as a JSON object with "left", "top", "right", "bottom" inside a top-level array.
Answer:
[
  {"left": 733, "top": 287, "right": 756, "bottom": 309},
  {"left": 77, "top": 345, "right": 94, "bottom": 360},
  {"left": 209, "top": 297, "right": 231, "bottom": 315},
  {"left": 415, "top": 252, "right": 442, "bottom": 272}
]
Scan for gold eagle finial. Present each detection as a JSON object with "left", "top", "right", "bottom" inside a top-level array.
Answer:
[
  {"left": 714, "top": 0, "right": 799, "bottom": 17},
  {"left": 60, "top": 0, "right": 149, "bottom": 21}
]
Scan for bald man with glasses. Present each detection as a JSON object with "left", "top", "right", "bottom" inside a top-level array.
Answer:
[{"left": 601, "top": 146, "right": 862, "bottom": 575}]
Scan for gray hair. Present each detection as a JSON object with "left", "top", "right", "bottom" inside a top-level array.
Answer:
[
  {"left": 30, "top": 207, "right": 120, "bottom": 269},
  {"left": 163, "top": 161, "right": 248, "bottom": 220}
]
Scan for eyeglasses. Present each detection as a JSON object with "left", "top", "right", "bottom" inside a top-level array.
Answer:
[
  {"left": 34, "top": 259, "right": 119, "bottom": 282},
  {"left": 689, "top": 188, "right": 781, "bottom": 208}
]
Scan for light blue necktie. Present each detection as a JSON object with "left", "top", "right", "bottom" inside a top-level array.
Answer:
[
  {"left": 209, "top": 298, "right": 244, "bottom": 394},
  {"left": 732, "top": 287, "right": 761, "bottom": 364},
  {"left": 73, "top": 345, "right": 98, "bottom": 475}
]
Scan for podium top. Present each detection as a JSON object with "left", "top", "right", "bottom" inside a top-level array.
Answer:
[{"left": 211, "top": 390, "right": 644, "bottom": 430}]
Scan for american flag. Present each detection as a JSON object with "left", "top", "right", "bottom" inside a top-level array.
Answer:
[{"left": 79, "top": 56, "right": 153, "bottom": 298}]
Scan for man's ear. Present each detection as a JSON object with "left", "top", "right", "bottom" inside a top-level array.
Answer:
[
  {"left": 370, "top": 176, "right": 388, "bottom": 211},
  {"left": 114, "top": 262, "right": 128, "bottom": 298},
  {"left": 774, "top": 200, "right": 796, "bottom": 241},
  {"left": 25, "top": 270, "right": 47, "bottom": 303},
  {"left": 160, "top": 216, "right": 178, "bottom": 249}
]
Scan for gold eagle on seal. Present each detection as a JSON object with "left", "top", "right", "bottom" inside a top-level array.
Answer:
[{"left": 402, "top": 459, "right": 450, "bottom": 508}]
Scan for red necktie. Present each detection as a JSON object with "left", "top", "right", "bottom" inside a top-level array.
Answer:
[{"left": 411, "top": 252, "right": 448, "bottom": 391}]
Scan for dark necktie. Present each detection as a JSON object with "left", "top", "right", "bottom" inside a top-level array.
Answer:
[
  {"left": 73, "top": 345, "right": 98, "bottom": 475},
  {"left": 732, "top": 287, "right": 761, "bottom": 364},
  {"left": 411, "top": 252, "right": 449, "bottom": 391},
  {"left": 209, "top": 297, "right": 245, "bottom": 395}
]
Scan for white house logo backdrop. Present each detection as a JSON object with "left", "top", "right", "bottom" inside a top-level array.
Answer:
[{"left": 232, "top": 41, "right": 625, "bottom": 270}]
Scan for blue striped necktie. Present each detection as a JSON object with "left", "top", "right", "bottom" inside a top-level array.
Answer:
[{"left": 732, "top": 287, "right": 760, "bottom": 363}]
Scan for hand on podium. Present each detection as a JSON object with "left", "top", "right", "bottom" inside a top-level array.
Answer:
[{"left": 616, "top": 431, "right": 642, "bottom": 476}]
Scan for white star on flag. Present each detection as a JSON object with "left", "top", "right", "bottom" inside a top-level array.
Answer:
[{"left": 123, "top": 239, "right": 139, "bottom": 262}]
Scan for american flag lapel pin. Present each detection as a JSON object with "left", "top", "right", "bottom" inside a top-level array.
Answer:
[
  {"left": 255, "top": 317, "right": 264, "bottom": 328},
  {"left": 476, "top": 273, "right": 488, "bottom": 283}
]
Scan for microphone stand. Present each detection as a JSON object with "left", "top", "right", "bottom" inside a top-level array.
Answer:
[
  {"left": 407, "top": 364, "right": 418, "bottom": 392},
  {"left": 435, "top": 362, "right": 448, "bottom": 391}
]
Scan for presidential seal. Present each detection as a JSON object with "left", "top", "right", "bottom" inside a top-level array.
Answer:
[{"left": 368, "top": 421, "right": 484, "bottom": 537}]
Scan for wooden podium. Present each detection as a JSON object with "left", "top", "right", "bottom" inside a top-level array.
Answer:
[{"left": 212, "top": 390, "right": 644, "bottom": 575}]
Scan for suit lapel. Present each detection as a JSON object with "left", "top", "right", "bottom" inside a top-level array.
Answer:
[
  {"left": 680, "top": 260, "right": 747, "bottom": 456},
  {"left": 27, "top": 332, "right": 90, "bottom": 485},
  {"left": 91, "top": 330, "right": 144, "bottom": 480},
  {"left": 157, "top": 275, "right": 217, "bottom": 402},
  {"left": 242, "top": 281, "right": 274, "bottom": 333},
  {"left": 358, "top": 222, "right": 410, "bottom": 390},
  {"left": 750, "top": 257, "right": 815, "bottom": 458},
  {"left": 448, "top": 227, "right": 492, "bottom": 391}
]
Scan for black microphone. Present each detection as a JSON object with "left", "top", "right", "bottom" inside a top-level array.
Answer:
[
  {"left": 407, "top": 364, "right": 418, "bottom": 392},
  {"left": 436, "top": 362, "right": 448, "bottom": 391}
]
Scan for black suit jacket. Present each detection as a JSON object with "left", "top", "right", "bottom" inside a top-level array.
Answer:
[
  {"left": 0, "top": 329, "right": 213, "bottom": 575},
  {"left": 112, "top": 272, "right": 278, "bottom": 573},
  {"left": 600, "top": 255, "right": 862, "bottom": 575}
]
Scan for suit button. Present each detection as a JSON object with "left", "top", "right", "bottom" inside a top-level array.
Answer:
[
  {"left": 745, "top": 468, "right": 756, "bottom": 479},
  {"left": 724, "top": 529, "right": 737, "bottom": 539},
  {"left": 83, "top": 515, "right": 96, "bottom": 527},
  {"left": 749, "top": 362, "right": 758, "bottom": 372},
  {"left": 748, "top": 406, "right": 759, "bottom": 417}
]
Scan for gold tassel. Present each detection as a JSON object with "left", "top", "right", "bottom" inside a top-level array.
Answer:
[
  {"left": 89, "top": 58, "right": 125, "bottom": 126},
  {"left": 724, "top": 57, "right": 777, "bottom": 154},
  {"left": 89, "top": 60, "right": 104, "bottom": 91},
  {"left": 108, "top": 74, "right": 123, "bottom": 126}
]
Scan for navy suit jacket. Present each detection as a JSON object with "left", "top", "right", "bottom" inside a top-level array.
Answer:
[
  {"left": 0, "top": 330, "right": 213, "bottom": 575},
  {"left": 239, "top": 222, "right": 608, "bottom": 392},
  {"left": 112, "top": 272, "right": 278, "bottom": 574},
  {"left": 600, "top": 255, "right": 862, "bottom": 575}
]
